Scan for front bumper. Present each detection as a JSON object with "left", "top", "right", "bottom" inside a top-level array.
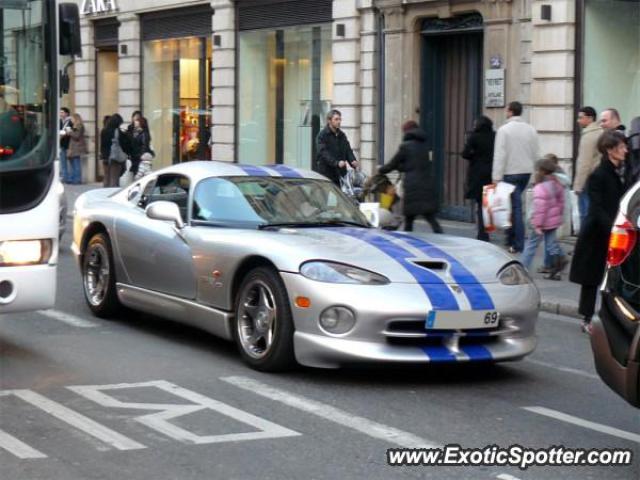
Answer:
[
  {"left": 0, "top": 264, "right": 56, "bottom": 313},
  {"left": 281, "top": 272, "right": 539, "bottom": 368}
]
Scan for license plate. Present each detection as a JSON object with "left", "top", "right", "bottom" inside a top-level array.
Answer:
[{"left": 425, "top": 310, "right": 500, "bottom": 330}]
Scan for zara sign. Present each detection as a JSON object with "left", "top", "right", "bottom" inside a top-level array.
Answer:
[{"left": 80, "top": 0, "right": 118, "bottom": 16}]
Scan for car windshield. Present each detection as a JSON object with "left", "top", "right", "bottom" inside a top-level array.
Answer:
[
  {"left": 192, "top": 176, "right": 369, "bottom": 228},
  {"left": 0, "top": 0, "right": 50, "bottom": 172}
]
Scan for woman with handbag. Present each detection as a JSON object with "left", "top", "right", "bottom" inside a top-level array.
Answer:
[{"left": 100, "top": 113, "right": 133, "bottom": 187}]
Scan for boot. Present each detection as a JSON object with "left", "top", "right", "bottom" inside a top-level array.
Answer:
[{"left": 544, "top": 255, "right": 568, "bottom": 280}]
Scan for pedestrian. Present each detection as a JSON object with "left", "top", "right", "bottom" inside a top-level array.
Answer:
[
  {"left": 315, "top": 109, "right": 358, "bottom": 186},
  {"left": 626, "top": 116, "right": 640, "bottom": 184},
  {"left": 100, "top": 113, "right": 133, "bottom": 188},
  {"left": 492, "top": 101, "right": 540, "bottom": 253},
  {"left": 66, "top": 113, "right": 87, "bottom": 184},
  {"left": 126, "top": 111, "right": 152, "bottom": 179},
  {"left": 572, "top": 106, "right": 602, "bottom": 229},
  {"left": 59, "top": 107, "right": 73, "bottom": 183},
  {"left": 520, "top": 157, "right": 567, "bottom": 280},
  {"left": 599, "top": 108, "right": 626, "bottom": 133},
  {"left": 379, "top": 120, "right": 442, "bottom": 233},
  {"left": 569, "top": 130, "right": 629, "bottom": 334},
  {"left": 462, "top": 115, "right": 495, "bottom": 241}
]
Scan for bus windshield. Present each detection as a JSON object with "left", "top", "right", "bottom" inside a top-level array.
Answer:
[{"left": 0, "top": 0, "right": 50, "bottom": 173}]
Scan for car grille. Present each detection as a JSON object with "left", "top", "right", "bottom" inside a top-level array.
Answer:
[{"left": 383, "top": 318, "right": 508, "bottom": 348}]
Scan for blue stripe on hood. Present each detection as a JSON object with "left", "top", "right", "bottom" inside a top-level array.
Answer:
[
  {"left": 335, "top": 228, "right": 458, "bottom": 311},
  {"left": 388, "top": 232, "right": 495, "bottom": 310}
]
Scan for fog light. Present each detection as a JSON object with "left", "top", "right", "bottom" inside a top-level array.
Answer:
[{"left": 319, "top": 306, "right": 356, "bottom": 335}]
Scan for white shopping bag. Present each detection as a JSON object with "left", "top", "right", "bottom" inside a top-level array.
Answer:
[
  {"left": 482, "top": 181, "right": 515, "bottom": 231},
  {"left": 359, "top": 202, "right": 380, "bottom": 227},
  {"left": 570, "top": 190, "right": 580, "bottom": 234}
]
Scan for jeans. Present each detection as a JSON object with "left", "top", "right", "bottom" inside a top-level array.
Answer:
[
  {"left": 69, "top": 156, "right": 82, "bottom": 184},
  {"left": 503, "top": 173, "right": 531, "bottom": 252},
  {"left": 578, "top": 190, "right": 589, "bottom": 232},
  {"left": 520, "top": 228, "right": 562, "bottom": 270},
  {"left": 59, "top": 148, "right": 69, "bottom": 182}
]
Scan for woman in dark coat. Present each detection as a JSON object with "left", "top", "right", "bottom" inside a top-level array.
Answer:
[
  {"left": 379, "top": 120, "right": 442, "bottom": 233},
  {"left": 100, "top": 113, "right": 134, "bottom": 187},
  {"left": 126, "top": 111, "right": 152, "bottom": 175},
  {"left": 462, "top": 115, "right": 495, "bottom": 241},
  {"left": 570, "top": 130, "right": 629, "bottom": 333}
]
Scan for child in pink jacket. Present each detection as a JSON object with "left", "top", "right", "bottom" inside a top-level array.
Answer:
[{"left": 520, "top": 157, "right": 568, "bottom": 279}]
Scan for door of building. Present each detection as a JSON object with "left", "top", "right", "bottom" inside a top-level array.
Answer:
[{"left": 421, "top": 15, "right": 483, "bottom": 221}]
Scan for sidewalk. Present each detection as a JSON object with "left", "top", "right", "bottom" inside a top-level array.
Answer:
[{"left": 63, "top": 183, "right": 582, "bottom": 319}]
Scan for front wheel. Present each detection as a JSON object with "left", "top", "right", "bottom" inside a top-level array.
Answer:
[
  {"left": 82, "top": 233, "right": 121, "bottom": 318},
  {"left": 234, "top": 267, "right": 296, "bottom": 371}
]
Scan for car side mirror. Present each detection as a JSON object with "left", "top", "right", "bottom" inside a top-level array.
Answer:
[{"left": 146, "top": 201, "right": 185, "bottom": 230}]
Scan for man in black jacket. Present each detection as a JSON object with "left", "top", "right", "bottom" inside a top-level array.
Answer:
[{"left": 315, "top": 110, "right": 358, "bottom": 185}]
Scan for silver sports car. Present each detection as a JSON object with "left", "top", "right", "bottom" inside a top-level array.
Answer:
[{"left": 72, "top": 161, "right": 539, "bottom": 371}]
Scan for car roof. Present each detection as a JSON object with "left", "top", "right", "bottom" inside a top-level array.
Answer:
[{"left": 155, "top": 161, "right": 329, "bottom": 183}]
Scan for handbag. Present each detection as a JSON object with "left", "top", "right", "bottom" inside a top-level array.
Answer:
[{"left": 109, "top": 129, "right": 128, "bottom": 164}]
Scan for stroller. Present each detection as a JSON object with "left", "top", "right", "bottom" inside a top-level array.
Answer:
[
  {"left": 361, "top": 172, "right": 403, "bottom": 230},
  {"left": 340, "top": 164, "right": 368, "bottom": 204}
]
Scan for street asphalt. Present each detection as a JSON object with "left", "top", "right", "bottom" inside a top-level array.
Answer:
[{"left": 0, "top": 205, "right": 637, "bottom": 480}]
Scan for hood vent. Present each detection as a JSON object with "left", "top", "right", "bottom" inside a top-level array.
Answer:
[{"left": 412, "top": 260, "right": 447, "bottom": 271}]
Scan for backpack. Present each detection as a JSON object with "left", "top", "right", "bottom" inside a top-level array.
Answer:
[{"left": 109, "top": 129, "right": 128, "bottom": 164}]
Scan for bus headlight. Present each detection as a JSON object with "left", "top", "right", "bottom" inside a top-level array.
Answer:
[{"left": 0, "top": 240, "right": 53, "bottom": 266}]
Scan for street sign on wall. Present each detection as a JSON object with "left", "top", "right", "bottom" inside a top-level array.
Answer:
[{"left": 484, "top": 68, "right": 505, "bottom": 108}]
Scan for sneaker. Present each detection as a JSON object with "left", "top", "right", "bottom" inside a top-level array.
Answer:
[
  {"left": 537, "top": 266, "right": 551, "bottom": 274},
  {"left": 581, "top": 321, "right": 593, "bottom": 335},
  {"left": 508, "top": 246, "right": 521, "bottom": 254}
]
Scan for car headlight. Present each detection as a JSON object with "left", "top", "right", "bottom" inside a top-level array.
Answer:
[
  {"left": 0, "top": 240, "right": 53, "bottom": 266},
  {"left": 498, "top": 262, "right": 533, "bottom": 285},
  {"left": 300, "top": 261, "right": 389, "bottom": 285}
]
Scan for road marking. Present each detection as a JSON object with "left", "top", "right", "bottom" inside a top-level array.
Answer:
[
  {"left": 0, "top": 429, "right": 47, "bottom": 459},
  {"left": 0, "top": 390, "right": 146, "bottom": 454},
  {"left": 524, "top": 358, "right": 599, "bottom": 380},
  {"left": 523, "top": 406, "right": 640, "bottom": 443},
  {"left": 37, "top": 309, "right": 98, "bottom": 328},
  {"left": 69, "top": 380, "right": 300, "bottom": 444},
  {"left": 496, "top": 474, "right": 522, "bottom": 480},
  {"left": 221, "top": 375, "right": 438, "bottom": 448}
]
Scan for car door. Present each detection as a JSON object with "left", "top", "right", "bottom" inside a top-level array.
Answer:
[{"left": 115, "top": 173, "right": 197, "bottom": 299}]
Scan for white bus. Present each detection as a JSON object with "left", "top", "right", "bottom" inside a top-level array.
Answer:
[{"left": 0, "top": 0, "right": 80, "bottom": 313}]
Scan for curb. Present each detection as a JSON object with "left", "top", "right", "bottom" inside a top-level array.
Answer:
[{"left": 540, "top": 301, "right": 581, "bottom": 320}]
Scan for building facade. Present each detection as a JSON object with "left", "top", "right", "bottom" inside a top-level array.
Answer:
[{"left": 65, "top": 0, "right": 639, "bottom": 222}]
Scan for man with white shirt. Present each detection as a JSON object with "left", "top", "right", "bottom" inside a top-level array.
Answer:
[{"left": 492, "top": 101, "right": 540, "bottom": 254}]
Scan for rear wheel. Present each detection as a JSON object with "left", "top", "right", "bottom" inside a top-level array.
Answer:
[
  {"left": 234, "top": 267, "right": 296, "bottom": 371},
  {"left": 82, "top": 233, "right": 121, "bottom": 318}
]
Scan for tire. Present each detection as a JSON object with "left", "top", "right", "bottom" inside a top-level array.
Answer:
[
  {"left": 82, "top": 233, "right": 121, "bottom": 318},
  {"left": 234, "top": 267, "right": 296, "bottom": 372}
]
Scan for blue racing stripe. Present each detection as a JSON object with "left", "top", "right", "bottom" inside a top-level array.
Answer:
[
  {"left": 267, "top": 164, "right": 303, "bottom": 178},
  {"left": 460, "top": 345, "right": 493, "bottom": 361},
  {"left": 388, "top": 232, "right": 495, "bottom": 310},
  {"left": 237, "top": 165, "right": 271, "bottom": 176},
  {"left": 422, "top": 346, "right": 457, "bottom": 362},
  {"left": 336, "top": 228, "right": 458, "bottom": 310}
]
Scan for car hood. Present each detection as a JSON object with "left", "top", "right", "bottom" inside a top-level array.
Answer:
[{"left": 197, "top": 226, "right": 513, "bottom": 285}]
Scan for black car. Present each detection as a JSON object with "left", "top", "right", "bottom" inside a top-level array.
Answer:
[{"left": 591, "top": 180, "right": 640, "bottom": 407}]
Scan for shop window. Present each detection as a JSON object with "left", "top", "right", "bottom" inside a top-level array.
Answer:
[
  {"left": 238, "top": 24, "right": 333, "bottom": 169},
  {"left": 143, "top": 37, "right": 212, "bottom": 169}
]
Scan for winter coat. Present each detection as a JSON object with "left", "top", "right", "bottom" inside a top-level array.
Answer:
[
  {"left": 492, "top": 116, "right": 540, "bottom": 180},
  {"left": 379, "top": 128, "right": 438, "bottom": 216},
  {"left": 67, "top": 124, "right": 87, "bottom": 158},
  {"left": 573, "top": 122, "right": 603, "bottom": 193},
  {"left": 530, "top": 176, "right": 564, "bottom": 231},
  {"left": 570, "top": 157, "right": 628, "bottom": 286},
  {"left": 315, "top": 125, "right": 356, "bottom": 185},
  {"left": 127, "top": 125, "right": 152, "bottom": 174},
  {"left": 462, "top": 128, "right": 495, "bottom": 201}
]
